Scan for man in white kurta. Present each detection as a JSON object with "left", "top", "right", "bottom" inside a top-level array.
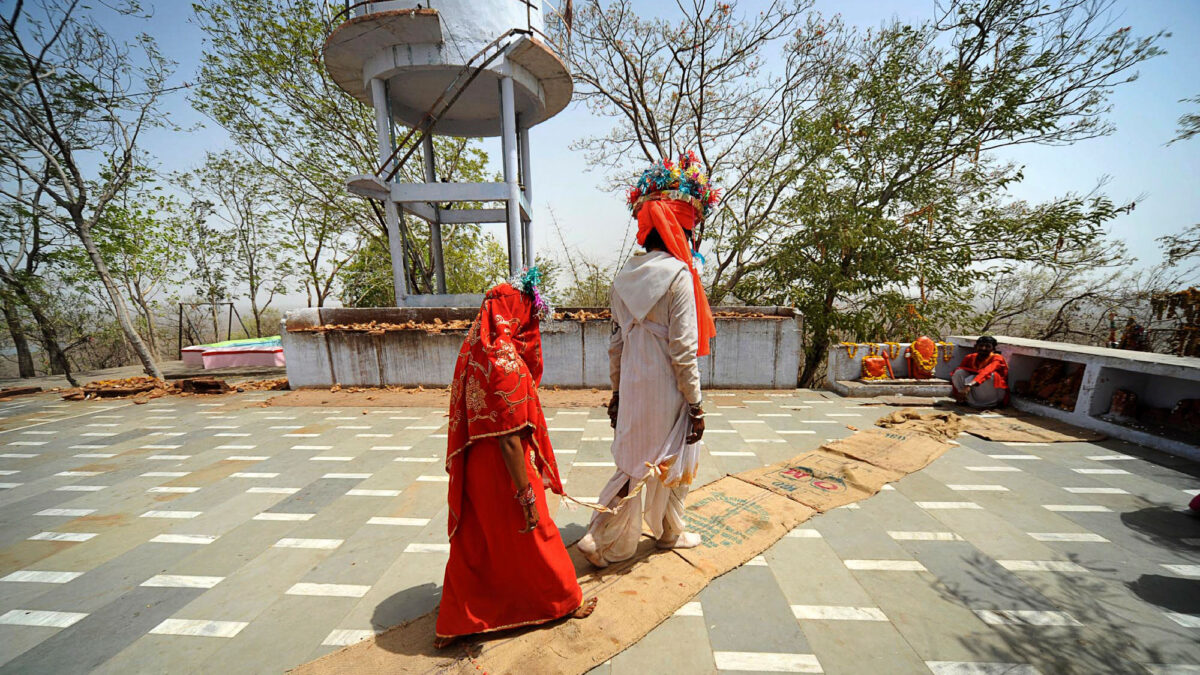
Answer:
[{"left": 576, "top": 247, "right": 704, "bottom": 567}]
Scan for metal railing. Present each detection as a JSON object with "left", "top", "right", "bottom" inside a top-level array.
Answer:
[{"left": 325, "top": 0, "right": 540, "bottom": 34}]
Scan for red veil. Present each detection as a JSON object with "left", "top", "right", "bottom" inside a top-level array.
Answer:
[
  {"left": 636, "top": 199, "right": 717, "bottom": 356},
  {"left": 445, "top": 283, "right": 563, "bottom": 539}
]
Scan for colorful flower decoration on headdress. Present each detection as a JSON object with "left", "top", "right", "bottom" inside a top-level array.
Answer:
[
  {"left": 508, "top": 265, "right": 554, "bottom": 321},
  {"left": 626, "top": 150, "right": 722, "bottom": 221}
]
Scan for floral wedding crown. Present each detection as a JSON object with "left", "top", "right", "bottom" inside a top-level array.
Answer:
[
  {"left": 508, "top": 266, "right": 554, "bottom": 321},
  {"left": 626, "top": 150, "right": 722, "bottom": 221}
]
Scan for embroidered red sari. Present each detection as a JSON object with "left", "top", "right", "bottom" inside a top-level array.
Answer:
[{"left": 436, "top": 283, "right": 581, "bottom": 639}]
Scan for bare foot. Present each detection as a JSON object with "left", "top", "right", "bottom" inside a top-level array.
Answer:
[
  {"left": 656, "top": 532, "right": 702, "bottom": 549},
  {"left": 572, "top": 597, "right": 598, "bottom": 619},
  {"left": 576, "top": 534, "right": 609, "bottom": 568},
  {"left": 433, "top": 635, "right": 457, "bottom": 650}
]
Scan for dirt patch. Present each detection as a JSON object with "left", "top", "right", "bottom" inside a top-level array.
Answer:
[{"left": 264, "top": 387, "right": 612, "bottom": 409}]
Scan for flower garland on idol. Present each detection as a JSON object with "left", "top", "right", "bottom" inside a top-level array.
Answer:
[{"left": 508, "top": 266, "right": 554, "bottom": 321}]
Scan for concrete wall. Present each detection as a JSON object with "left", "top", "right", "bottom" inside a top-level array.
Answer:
[
  {"left": 948, "top": 335, "right": 1200, "bottom": 460},
  {"left": 282, "top": 306, "right": 803, "bottom": 389}
]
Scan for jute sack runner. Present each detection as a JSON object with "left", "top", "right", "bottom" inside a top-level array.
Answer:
[
  {"left": 958, "top": 412, "right": 1106, "bottom": 442},
  {"left": 291, "top": 415, "right": 958, "bottom": 675}
]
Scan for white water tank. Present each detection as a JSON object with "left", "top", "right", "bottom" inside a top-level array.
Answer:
[{"left": 324, "top": 0, "right": 571, "bottom": 137}]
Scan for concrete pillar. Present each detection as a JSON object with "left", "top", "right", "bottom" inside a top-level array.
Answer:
[
  {"left": 499, "top": 73, "right": 523, "bottom": 276},
  {"left": 371, "top": 76, "right": 409, "bottom": 305},
  {"left": 518, "top": 122, "right": 533, "bottom": 267},
  {"left": 385, "top": 201, "right": 411, "bottom": 305},
  {"left": 370, "top": 78, "right": 391, "bottom": 173},
  {"left": 422, "top": 134, "right": 447, "bottom": 294}
]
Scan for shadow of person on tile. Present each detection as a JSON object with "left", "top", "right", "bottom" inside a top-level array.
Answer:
[
  {"left": 1127, "top": 574, "right": 1200, "bottom": 615},
  {"left": 1121, "top": 506, "right": 1200, "bottom": 552}
]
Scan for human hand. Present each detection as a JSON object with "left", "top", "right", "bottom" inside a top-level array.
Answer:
[
  {"left": 520, "top": 501, "right": 539, "bottom": 533},
  {"left": 607, "top": 392, "right": 620, "bottom": 429},
  {"left": 686, "top": 405, "right": 705, "bottom": 444}
]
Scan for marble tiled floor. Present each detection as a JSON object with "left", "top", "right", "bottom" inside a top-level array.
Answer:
[{"left": 0, "top": 390, "right": 1196, "bottom": 674}]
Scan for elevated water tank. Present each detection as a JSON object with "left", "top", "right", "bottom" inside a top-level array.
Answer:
[{"left": 324, "top": 0, "right": 572, "bottom": 137}]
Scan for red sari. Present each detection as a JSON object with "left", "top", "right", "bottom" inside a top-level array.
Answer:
[{"left": 436, "top": 283, "right": 581, "bottom": 639}]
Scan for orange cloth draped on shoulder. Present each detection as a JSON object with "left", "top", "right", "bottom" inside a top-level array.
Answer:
[
  {"left": 952, "top": 352, "right": 1009, "bottom": 390},
  {"left": 636, "top": 199, "right": 717, "bottom": 356},
  {"left": 437, "top": 283, "right": 581, "bottom": 640}
]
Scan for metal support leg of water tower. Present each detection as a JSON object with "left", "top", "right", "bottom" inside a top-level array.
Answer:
[
  {"left": 422, "top": 134, "right": 447, "bottom": 294},
  {"left": 500, "top": 72, "right": 523, "bottom": 277},
  {"left": 371, "top": 77, "right": 410, "bottom": 305},
  {"left": 518, "top": 122, "right": 533, "bottom": 267}
]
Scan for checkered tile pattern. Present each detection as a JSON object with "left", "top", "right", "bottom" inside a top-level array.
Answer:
[{"left": 0, "top": 391, "right": 1196, "bottom": 674}]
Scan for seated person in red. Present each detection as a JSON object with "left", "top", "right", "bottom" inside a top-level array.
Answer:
[{"left": 951, "top": 336, "right": 1009, "bottom": 408}]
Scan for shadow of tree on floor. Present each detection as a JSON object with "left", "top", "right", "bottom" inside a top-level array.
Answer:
[{"left": 931, "top": 550, "right": 1194, "bottom": 674}]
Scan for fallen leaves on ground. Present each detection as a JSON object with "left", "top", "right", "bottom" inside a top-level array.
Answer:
[
  {"left": 292, "top": 319, "right": 471, "bottom": 334},
  {"left": 61, "top": 376, "right": 289, "bottom": 402}
]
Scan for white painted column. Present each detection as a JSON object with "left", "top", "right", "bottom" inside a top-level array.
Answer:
[
  {"left": 422, "top": 134, "right": 447, "bottom": 294},
  {"left": 371, "top": 77, "right": 409, "bottom": 305},
  {"left": 518, "top": 122, "right": 533, "bottom": 267},
  {"left": 499, "top": 72, "right": 523, "bottom": 276}
]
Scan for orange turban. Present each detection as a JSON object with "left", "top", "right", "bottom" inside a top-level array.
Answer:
[{"left": 636, "top": 199, "right": 717, "bottom": 356}]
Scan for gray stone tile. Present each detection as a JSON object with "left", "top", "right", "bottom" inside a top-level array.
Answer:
[
  {"left": 699, "top": 564, "right": 811, "bottom": 655},
  {"left": 612, "top": 615, "right": 715, "bottom": 674}
]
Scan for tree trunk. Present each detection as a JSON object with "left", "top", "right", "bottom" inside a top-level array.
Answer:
[
  {"left": 1, "top": 275, "right": 77, "bottom": 386},
  {"left": 1, "top": 295, "right": 36, "bottom": 378},
  {"left": 250, "top": 296, "right": 261, "bottom": 338},
  {"left": 75, "top": 220, "right": 164, "bottom": 379},
  {"left": 797, "top": 332, "right": 830, "bottom": 389}
]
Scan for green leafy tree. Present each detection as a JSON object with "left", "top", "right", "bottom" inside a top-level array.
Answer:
[{"left": 191, "top": 0, "right": 499, "bottom": 300}]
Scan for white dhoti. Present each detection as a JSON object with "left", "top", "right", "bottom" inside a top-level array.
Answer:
[
  {"left": 578, "top": 250, "right": 702, "bottom": 566},
  {"left": 952, "top": 369, "right": 1005, "bottom": 408}
]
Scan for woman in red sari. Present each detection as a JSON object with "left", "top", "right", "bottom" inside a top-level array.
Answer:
[{"left": 436, "top": 272, "right": 597, "bottom": 648}]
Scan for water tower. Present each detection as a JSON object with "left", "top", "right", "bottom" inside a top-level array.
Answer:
[{"left": 323, "top": 0, "right": 572, "bottom": 307}]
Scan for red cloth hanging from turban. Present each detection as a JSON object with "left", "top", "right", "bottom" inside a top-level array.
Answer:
[{"left": 635, "top": 199, "right": 717, "bottom": 356}]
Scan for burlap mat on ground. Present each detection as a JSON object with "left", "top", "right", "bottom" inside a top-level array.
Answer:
[
  {"left": 956, "top": 411, "right": 1106, "bottom": 442},
  {"left": 290, "top": 414, "right": 959, "bottom": 675},
  {"left": 874, "top": 408, "right": 966, "bottom": 441}
]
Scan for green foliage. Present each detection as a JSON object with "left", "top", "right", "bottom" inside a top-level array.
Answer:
[{"left": 191, "top": 0, "right": 501, "bottom": 302}]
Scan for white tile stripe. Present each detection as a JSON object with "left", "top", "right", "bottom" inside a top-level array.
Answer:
[
  {"left": 323, "top": 629, "right": 374, "bottom": 646},
  {"left": 1164, "top": 612, "right": 1200, "bottom": 628},
  {"left": 916, "top": 502, "right": 982, "bottom": 510},
  {"left": 286, "top": 582, "right": 370, "bottom": 598},
  {"left": 141, "top": 510, "right": 201, "bottom": 519},
  {"left": 712, "top": 651, "right": 822, "bottom": 673},
  {"left": 674, "top": 601, "right": 704, "bottom": 617},
  {"left": 1162, "top": 564, "right": 1200, "bottom": 578},
  {"left": 844, "top": 559, "right": 927, "bottom": 571},
  {"left": 2, "top": 570, "right": 83, "bottom": 584},
  {"left": 405, "top": 543, "right": 450, "bottom": 553},
  {"left": 347, "top": 489, "right": 402, "bottom": 497},
  {"left": 786, "top": 529, "right": 822, "bottom": 538},
  {"left": 888, "top": 531, "right": 964, "bottom": 541},
  {"left": 254, "top": 512, "right": 313, "bottom": 521},
  {"left": 142, "top": 574, "right": 224, "bottom": 589},
  {"left": 368, "top": 517, "right": 430, "bottom": 526},
  {"left": 150, "top": 534, "right": 217, "bottom": 545},
  {"left": 150, "top": 618, "right": 248, "bottom": 638},
  {"left": 998, "top": 560, "right": 1089, "bottom": 573},
  {"left": 1028, "top": 532, "right": 1109, "bottom": 542},
  {"left": 925, "top": 661, "right": 1038, "bottom": 674},
  {"left": 1063, "top": 487, "right": 1128, "bottom": 494},
  {"left": 35, "top": 508, "right": 95, "bottom": 517},
  {"left": 792, "top": 605, "right": 887, "bottom": 621},
  {"left": 974, "top": 609, "right": 1082, "bottom": 626},
  {"left": 0, "top": 609, "right": 89, "bottom": 628},
  {"left": 947, "top": 485, "right": 1009, "bottom": 492},
  {"left": 275, "top": 538, "right": 343, "bottom": 550},
  {"left": 1044, "top": 504, "right": 1112, "bottom": 512},
  {"left": 29, "top": 532, "right": 96, "bottom": 542}
]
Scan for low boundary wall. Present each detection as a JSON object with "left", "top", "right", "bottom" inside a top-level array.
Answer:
[{"left": 281, "top": 306, "right": 803, "bottom": 389}]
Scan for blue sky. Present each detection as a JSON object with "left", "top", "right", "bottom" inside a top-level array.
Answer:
[{"left": 104, "top": 0, "right": 1198, "bottom": 297}]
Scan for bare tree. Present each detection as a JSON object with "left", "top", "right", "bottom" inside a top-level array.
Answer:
[
  {"left": 552, "top": 0, "right": 839, "bottom": 302},
  {"left": 0, "top": 0, "right": 172, "bottom": 378}
]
